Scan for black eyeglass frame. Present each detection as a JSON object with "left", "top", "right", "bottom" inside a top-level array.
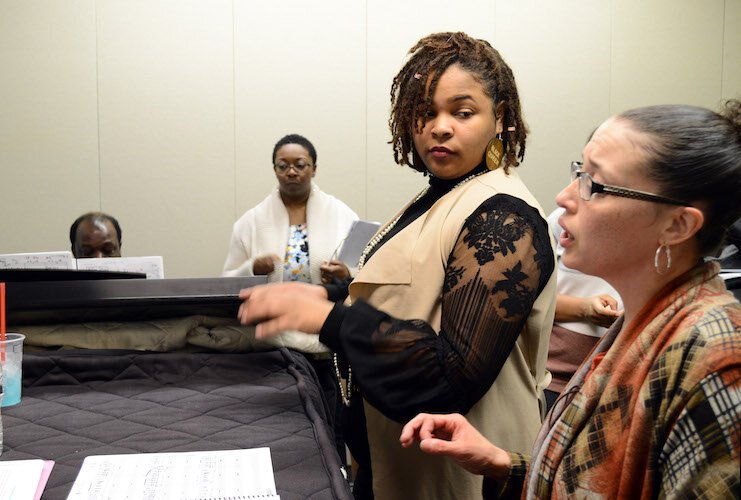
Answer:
[
  {"left": 273, "top": 162, "right": 313, "bottom": 173},
  {"left": 570, "top": 161, "right": 690, "bottom": 206}
]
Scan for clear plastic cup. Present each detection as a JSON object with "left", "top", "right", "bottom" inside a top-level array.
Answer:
[
  {"left": 0, "top": 333, "right": 25, "bottom": 407},
  {"left": 0, "top": 376, "right": 3, "bottom": 456}
]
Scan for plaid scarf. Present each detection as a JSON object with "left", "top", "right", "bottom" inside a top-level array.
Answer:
[{"left": 524, "top": 262, "right": 741, "bottom": 498}]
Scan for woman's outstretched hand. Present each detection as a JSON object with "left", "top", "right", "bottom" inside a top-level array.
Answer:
[
  {"left": 238, "top": 282, "right": 332, "bottom": 339},
  {"left": 400, "top": 413, "right": 511, "bottom": 480}
]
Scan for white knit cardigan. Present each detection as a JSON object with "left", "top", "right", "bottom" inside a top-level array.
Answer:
[{"left": 222, "top": 182, "right": 358, "bottom": 284}]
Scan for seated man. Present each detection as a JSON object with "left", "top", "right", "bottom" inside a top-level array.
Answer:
[{"left": 70, "top": 212, "right": 122, "bottom": 258}]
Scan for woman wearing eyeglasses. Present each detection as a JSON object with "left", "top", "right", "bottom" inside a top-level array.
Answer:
[
  {"left": 400, "top": 100, "right": 741, "bottom": 498},
  {"left": 222, "top": 133, "right": 358, "bottom": 473},
  {"left": 222, "top": 133, "right": 357, "bottom": 284}
]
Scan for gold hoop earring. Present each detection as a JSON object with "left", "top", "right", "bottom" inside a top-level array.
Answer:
[
  {"left": 485, "top": 134, "right": 503, "bottom": 170},
  {"left": 654, "top": 244, "right": 672, "bottom": 275}
]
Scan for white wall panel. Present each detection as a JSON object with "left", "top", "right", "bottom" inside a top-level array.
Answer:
[
  {"left": 233, "top": 0, "right": 366, "bottom": 228},
  {"left": 722, "top": 0, "right": 741, "bottom": 101},
  {"left": 611, "top": 0, "right": 725, "bottom": 111},
  {"left": 0, "top": 0, "right": 98, "bottom": 253},
  {"left": 96, "top": 0, "right": 234, "bottom": 277},
  {"left": 496, "top": 0, "right": 611, "bottom": 213}
]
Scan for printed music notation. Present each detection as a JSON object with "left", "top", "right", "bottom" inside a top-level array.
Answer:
[
  {"left": 67, "top": 448, "right": 279, "bottom": 500},
  {"left": 0, "top": 252, "right": 164, "bottom": 279}
]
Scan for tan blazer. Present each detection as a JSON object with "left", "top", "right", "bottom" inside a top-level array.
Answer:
[{"left": 349, "top": 168, "right": 557, "bottom": 500}]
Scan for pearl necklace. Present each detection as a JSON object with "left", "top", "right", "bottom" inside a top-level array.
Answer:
[
  {"left": 357, "top": 187, "right": 428, "bottom": 270},
  {"left": 357, "top": 169, "right": 488, "bottom": 270},
  {"left": 333, "top": 352, "right": 352, "bottom": 407}
]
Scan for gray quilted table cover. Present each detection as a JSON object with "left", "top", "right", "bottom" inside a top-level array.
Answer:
[{"left": 0, "top": 348, "right": 352, "bottom": 499}]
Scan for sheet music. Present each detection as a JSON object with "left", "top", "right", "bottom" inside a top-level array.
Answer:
[
  {"left": 67, "top": 448, "right": 279, "bottom": 500},
  {"left": 0, "top": 252, "right": 164, "bottom": 279},
  {"left": 0, "top": 251, "right": 76, "bottom": 270},
  {"left": 75, "top": 256, "right": 165, "bottom": 279}
]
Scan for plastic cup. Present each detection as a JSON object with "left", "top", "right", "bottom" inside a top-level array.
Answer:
[
  {"left": 0, "top": 333, "right": 25, "bottom": 407},
  {"left": 0, "top": 390, "right": 3, "bottom": 456}
]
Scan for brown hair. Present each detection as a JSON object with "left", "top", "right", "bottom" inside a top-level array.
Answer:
[
  {"left": 619, "top": 99, "right": 741, "bottom": 255},
  {"left": 389, "top": 32, "right": 527, "bottom": 174}
]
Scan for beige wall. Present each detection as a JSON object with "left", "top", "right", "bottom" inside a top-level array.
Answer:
[{"left": 1, "top": 0, "right": 738, "bottom": 278}]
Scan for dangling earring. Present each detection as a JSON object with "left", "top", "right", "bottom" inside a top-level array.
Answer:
[
  {"left": 654, "top": 244, "right": 672, "bottom": 275},
  {"left": 485, "top": 134, "right": 504, "bottom": 170}
]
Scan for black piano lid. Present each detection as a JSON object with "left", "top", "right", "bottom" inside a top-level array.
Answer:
[{"left": 4, "top": 275, "right": 267, "bottom": 326}]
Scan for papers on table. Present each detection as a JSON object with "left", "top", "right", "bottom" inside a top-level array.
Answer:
[
  {"left": 0, "top": 252, "right": 164, "bottom": 279},
  {"left": 67, "top": 448, "right": 279, "bottom": 500},
  {"left": 0, "top": 459, "right": 55, "bottom": 500}
]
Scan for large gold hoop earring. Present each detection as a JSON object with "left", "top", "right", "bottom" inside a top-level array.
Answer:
[{"left": 654, "top": 244, "right": 672, "bottom": 275}]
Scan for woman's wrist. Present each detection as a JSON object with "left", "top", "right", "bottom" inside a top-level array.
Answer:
[
  {"left": 483, "top": 444, "right": 513, "bottom": 481},
  {"left": 318, "top": 301, "right": 348, "bottom": 351},
  {"left": 579, "top": 297, "right": 592, "bottom": 323}
]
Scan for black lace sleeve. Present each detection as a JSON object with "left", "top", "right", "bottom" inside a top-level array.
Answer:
[
  {"left": 319, "top": 194, "right": 554, "bottom": 423},
  {"left": 322, "top": 277, "right": 352, "bottom": 303}
]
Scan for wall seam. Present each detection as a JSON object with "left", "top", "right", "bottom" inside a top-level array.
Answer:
[
  {"left": 232, "top": 0, "right": 238, "bottom": 220},
  {"left": 720, "top": 0, "right": 726, "bottom": 101},
  {"left": 364, "top": 0, "right": 369, "bottom": 218},
  {"left": 608, "top": 0, "right": 614, "bottom": 114},
  {"left": 95, "top": 0, "right": 102, "bottom": 210}
]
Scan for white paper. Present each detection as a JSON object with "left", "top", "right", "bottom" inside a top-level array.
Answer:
[
  {"left": 75, "top": 256, "right": 165, "bottom": 279},
  {"left": 337, "top": 220, "right": 381, "bottom": 267},
  {"left": 0, "top": 251, "right": 76, "bottom": 270},
  {"left": 67, "top": 448, "right": 279, "bottom": 500},
  {"left": 0, "top": 459, "right": 46, "bottom": 500},
  {"left": 0, "top": 252, "right": 164, "bottom": 279}
]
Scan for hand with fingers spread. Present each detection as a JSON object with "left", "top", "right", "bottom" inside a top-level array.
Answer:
[
  {"left": 238, "top": 282, "right": 332, "bottom": 339},
  {"left": 400, "top": 413, "right": 511, "bottom": 480}
]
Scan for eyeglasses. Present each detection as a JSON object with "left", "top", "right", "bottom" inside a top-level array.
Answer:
[
  {"left": 274, "top": 161, "right": 312, "bottom": 173},
  {"left": 570, "top": 162, "right": 690, "bottom": 206}
]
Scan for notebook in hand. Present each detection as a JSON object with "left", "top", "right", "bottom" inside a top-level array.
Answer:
[{"left": 337, "top": 220, "right": 381, "bottom": 267}]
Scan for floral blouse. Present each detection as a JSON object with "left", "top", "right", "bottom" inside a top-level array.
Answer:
[{"left": 283, "top": 223, "right": 311, "bottom": 283}]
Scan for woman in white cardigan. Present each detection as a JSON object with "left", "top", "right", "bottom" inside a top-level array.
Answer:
[
  {"left": 223, "top": 134, "right": 358, "bottom": 471},
  {"left": 223, "top": 134, "right": 358, "bottom": 284}
]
